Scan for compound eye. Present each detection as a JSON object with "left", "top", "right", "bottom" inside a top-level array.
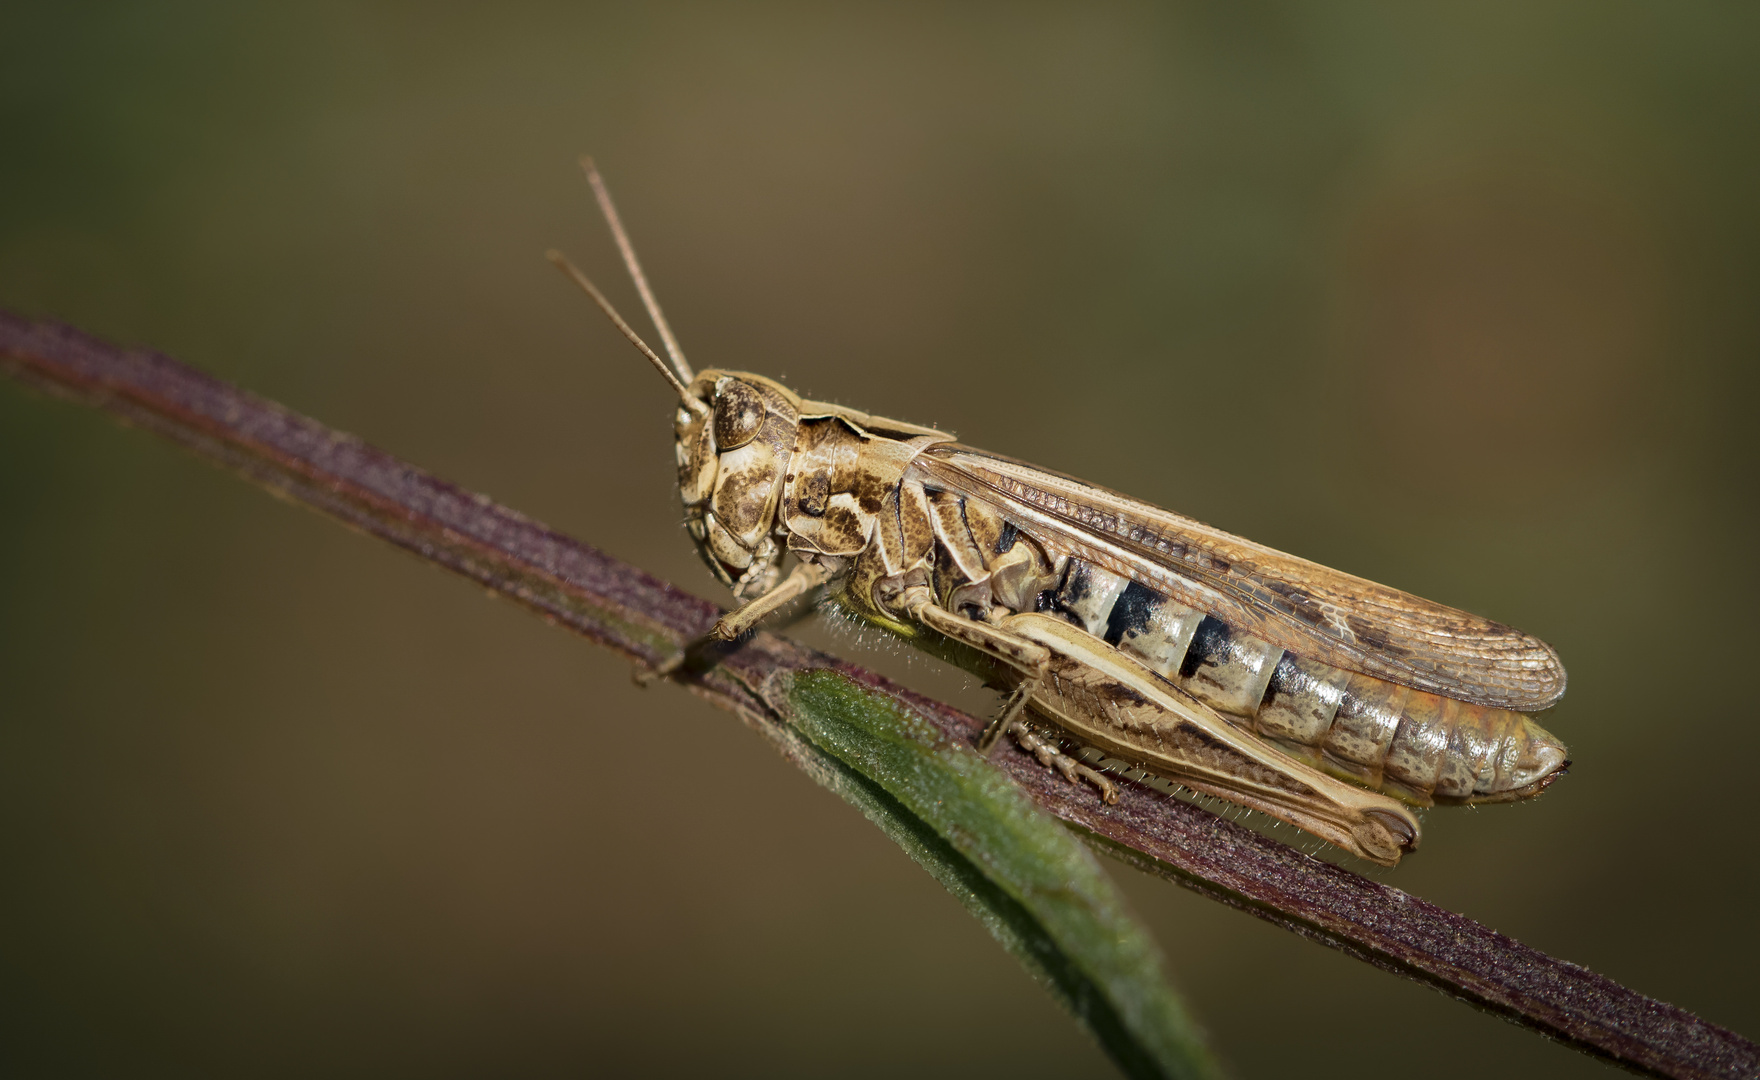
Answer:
[{"left": 712, "top": 378, "right": 765, "bottom": 451}]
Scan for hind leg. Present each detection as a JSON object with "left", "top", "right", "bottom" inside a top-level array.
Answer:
[{"left": 1008, "top": 720, "right": 1119, "bottom": 804}]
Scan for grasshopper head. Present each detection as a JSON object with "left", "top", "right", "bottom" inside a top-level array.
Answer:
[
  {"left": 545, "top": 191, "right": 804, "bottom": 604},
  {"left": 676, "top": 370, "right": 802, "bottom": 600}
]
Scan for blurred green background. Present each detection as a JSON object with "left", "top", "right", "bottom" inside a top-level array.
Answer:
[{"left": 3, "top": 3, "right": 1756, "bottom": 1076}]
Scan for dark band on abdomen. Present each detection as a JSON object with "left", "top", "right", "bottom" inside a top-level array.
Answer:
[{"left": 922, "top": 518, "right": 1559, "bottom": 807}]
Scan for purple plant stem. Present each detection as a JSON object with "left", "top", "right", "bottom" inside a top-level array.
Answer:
[{"left": 2, "top": 310, "right": 1753, "bottom": 1080}]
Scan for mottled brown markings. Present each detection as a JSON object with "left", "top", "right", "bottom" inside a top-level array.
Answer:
[
  {"left": 1326, "top": 675, "right": 1410, "bottom": 784},
  {"left": 914, "top": 445, "right": 1567, "bottom": 712},
  {"left": 929, "top": 540, "right": 960, "bottom": 606},
  {"left": 1346, "top": 612, "right": 1408, "bottom": 656},
  {"left": 1255, "top": 654, "right": 1351, "bottom": 747},
  {"left": 673, "top": 369, "right": 1569, "bottom": 857},
  {"left": 897, "top": 481, "right": 935, "bottom": 567},
  {"left": 796, "top": 473, "right": 829, "bottom": 516},
  {"left": 1264, "top": 579, "right": 1329, "bottom": 627},
  {"left": 1383, "top": 691, "right": 1450, "bottom": 798},
  {"left": 1151, "top": 719, "right": 1311, "bottom": 797},
  {"left": 711, "top": 463, "right": 776, "bottom": 535},
  {"left": 883, "top": 486, "right": 908, "bottom": 577},
  {"left": 961, "top": 497, "right": 1009, "bottom": 560},
  {"left": 866, "top": 487, "right": 905, "bottom": 572},
  {"left": 927, "top": 490, "right": 989, "bottom": 589},
  {"left": 1098, "top": 681, "right": 1151, "bottom": 709},
  {"left": 711, "top": 378, "right": 765, "bottom": 451},
  {"left": 1445, "top": 717, "right": 1500, "bottom": 799},
  {"left": 1018, "top": 631, "right": 1378, "bottom": 825},
  {"left": 852, "top": 463, "right": 891, "bottom": 515},
  {"left": 1262, "top": 653, "right": 1297, "bottom": 707}
]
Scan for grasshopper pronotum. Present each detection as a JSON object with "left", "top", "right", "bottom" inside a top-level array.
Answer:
[{"left": 552, "top": 161, "right": 1569, "bottom": 866}]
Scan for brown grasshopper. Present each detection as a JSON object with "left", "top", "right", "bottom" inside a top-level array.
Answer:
[{"left": 551, "top": 160, "right": 1569, "bottom": 867}]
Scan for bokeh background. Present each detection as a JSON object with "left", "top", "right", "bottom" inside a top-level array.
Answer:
[{"left": 3, "top": 3, "right": 1757, "bottom": 1076}]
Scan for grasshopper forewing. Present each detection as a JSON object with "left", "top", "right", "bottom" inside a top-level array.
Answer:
[{"left": 553, "top": 161, "right": 1570, "bottom": 866}]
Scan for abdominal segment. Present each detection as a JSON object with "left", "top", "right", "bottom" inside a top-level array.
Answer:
[
  {"left": 899, "top": 488, "right": 1568, "bottom": 808},
  {"left": 1062, "top": 561, "right": 1565, "bottom": 806}
]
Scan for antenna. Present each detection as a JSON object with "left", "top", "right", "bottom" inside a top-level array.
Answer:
[
  {"left": 546, "top": 249, "right": 704, "bottom": 414},
  {"left": 579, "top": 156, "right": 693, "bottom": 385}
]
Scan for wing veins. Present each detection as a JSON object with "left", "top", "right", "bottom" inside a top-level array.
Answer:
[{"left": 912, "top": 446, "right": 1565, "bottom": 710}]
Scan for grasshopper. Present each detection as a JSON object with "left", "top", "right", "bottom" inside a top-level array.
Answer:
[{"left": 551, "top": 161, "right": 1569, "bottom": 866}]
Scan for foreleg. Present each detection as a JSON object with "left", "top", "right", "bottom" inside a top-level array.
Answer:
[
  {"left": 637, "top": 560, "right": 834, "bottom": 685},
  {"left": 712, "top": 560, "right": 832, "bottom": 640}
]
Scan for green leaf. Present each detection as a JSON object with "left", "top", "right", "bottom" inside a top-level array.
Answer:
[{"left": 786, "top": 669, "right": 1219, "bottom": 1080}]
